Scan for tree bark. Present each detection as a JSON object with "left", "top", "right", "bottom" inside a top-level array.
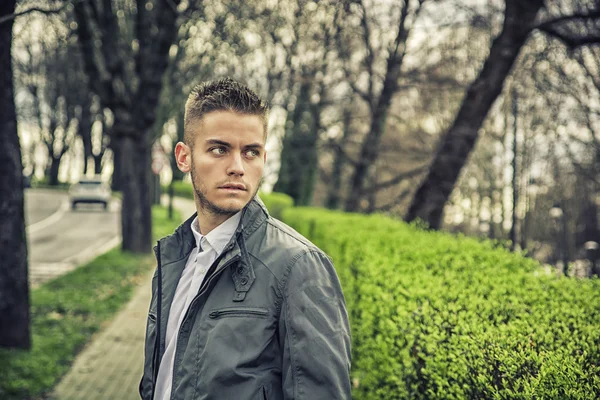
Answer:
[
  {"left": 0, "top": 0, "right": 31, "bottom": 349},
  {"left": 406, "top": 0, "right": 544, "bottom": 228},
  {"left": 120, "top": 134, "right": 152, "bottom": 252},
  {"left": 48, "top": 154, "right": 62, "bottom": 186}
]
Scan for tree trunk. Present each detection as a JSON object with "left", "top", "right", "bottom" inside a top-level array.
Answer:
[
  {"left": 0, "top": 0, "right": 31, "bottom": 349},
  {"left": 48, "top": 155, "right": 61, "bottom": 186},
  {"left": 93, "top": 153, "right": 103, "bottom": 175},
  {"left": 170, "top": 111, "right": 185, "bottom": 182},
  {"left": 110, "top": 139, "right": 122, "bottom": 191},
  {"left": 119, "top": 134, "right": 152, "bottom": 253},
  {"left": 344, "top": 93, "right": 392, "bottom": 212},
  {"left": 326, "top": 106, "right": 353, "bottom": 210},
  {"left": 273, "top": 76, "right": 314, "bottom": 204},
  {"left": 406, "top": 0, "right": 544, "bottom": 229},
  {"left": 79, "top": 96, "right": 93, "bottom": 175},
  {"left": 488, "top": 189, "right": 497, "bottom": 240},
  {"left": 509, "top": 88, "right": 519, "bottom": 251}
]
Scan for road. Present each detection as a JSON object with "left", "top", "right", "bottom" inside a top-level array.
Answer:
[{"left": 25, "top": 188, "right": 120, "bottom": 287}]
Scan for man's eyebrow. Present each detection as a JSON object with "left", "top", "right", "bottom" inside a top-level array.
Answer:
[
  {"left": 244, "top": 143, "right": 264, "bottom": 149},
  {"left": 205, "top": 139, "right": 231, "bottom": 147}
]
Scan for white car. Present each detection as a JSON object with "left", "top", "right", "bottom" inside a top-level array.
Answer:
[{"left": 69, "top": 177, "right": 111, "bottom": 211}]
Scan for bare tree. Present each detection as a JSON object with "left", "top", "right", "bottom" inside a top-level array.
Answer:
[
  {"left": 407, "top": 0, "right": 600, "bottom": 229},
  {"left": 73, "top": 0, "right": 183, "bottom": 253},
  {"left": 273, "top": 2, "right": 338, "bottom": 205},
  {"left": 0, "top": 0, "right": 30, "bottom": 349},
  {"left": 340, "top": 0, "right": 428, "bottom": 212}
]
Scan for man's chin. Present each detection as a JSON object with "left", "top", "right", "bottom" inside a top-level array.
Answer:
[{"left": 212, "top": 198, "right": 250, "bottom": 214}]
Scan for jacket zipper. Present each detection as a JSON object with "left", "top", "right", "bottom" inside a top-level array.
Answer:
[
  {"left": 151, "top": 241, "right": 162, "bottom": 399},
  {"left": 177, "top": 253, "right": 241, "bottom": 331},
  {"left": 209, "top": 307, "right": 268, "bottom": 319}
]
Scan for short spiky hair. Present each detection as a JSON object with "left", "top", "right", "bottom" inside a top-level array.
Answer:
[{"left": 183, "top": 78, "right": 269, "bottom": 146}]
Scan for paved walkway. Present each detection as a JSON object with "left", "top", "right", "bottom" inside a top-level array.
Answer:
[{"left": 52, "top": 196, "right": 196, "bottom": 400}]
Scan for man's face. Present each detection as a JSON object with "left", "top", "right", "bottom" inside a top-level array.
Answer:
[{"left": 175, "top": 111, "right": 266, "bottom": 218}]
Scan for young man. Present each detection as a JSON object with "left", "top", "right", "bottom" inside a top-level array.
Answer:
[{"left": 139, "top": 78, "right": 352, "bottom": 400}]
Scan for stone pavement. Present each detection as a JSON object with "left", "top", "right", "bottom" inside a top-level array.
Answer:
[{"left": 51, "top": 196, "right": 196, "bottom": 400}]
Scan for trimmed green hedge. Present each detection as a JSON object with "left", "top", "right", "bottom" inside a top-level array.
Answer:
[
  {"left": 164, "top": 181, "right": 293, "bottom": 219},
  {"left": 282, "top": 208, "right": 600, "bottom": 399}
]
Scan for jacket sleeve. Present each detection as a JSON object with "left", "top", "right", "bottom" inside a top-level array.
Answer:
[{"left": 279, "top": 250, "right": 352, "bottom": 399}]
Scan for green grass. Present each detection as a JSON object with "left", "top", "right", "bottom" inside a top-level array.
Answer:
[{"left": 0, "top": 206, "right": 180, "bottom": 400}]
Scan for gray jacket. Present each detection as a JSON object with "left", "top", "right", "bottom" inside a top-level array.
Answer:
[{"left": 139, "top": 197, "right": 352, "bottom": 400}]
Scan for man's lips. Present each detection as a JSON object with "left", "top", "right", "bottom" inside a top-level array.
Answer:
[{"left": 219, "top": 183, "right": 247, "bottom": 191}]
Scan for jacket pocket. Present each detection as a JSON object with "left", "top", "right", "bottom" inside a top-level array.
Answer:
[{"left": 208, "top": 306, "right": 268, "bottom": 319}]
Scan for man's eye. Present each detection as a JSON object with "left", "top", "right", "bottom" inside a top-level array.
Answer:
[
  {"left": 245, "top": 149, "right": 260, "bottom": 158},
  {"left": 210, "top": 147, "right": 226, "bottom": 155}
]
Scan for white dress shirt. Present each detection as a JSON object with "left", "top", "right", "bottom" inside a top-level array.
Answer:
[{"left": 153, "top": 212, "right": 242, "bottom": 400}]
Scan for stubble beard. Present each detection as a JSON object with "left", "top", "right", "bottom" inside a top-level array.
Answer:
[{"left": 190, "top": 167, "right": 262, "bottom": 217}]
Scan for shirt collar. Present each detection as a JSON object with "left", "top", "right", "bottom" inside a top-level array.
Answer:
[{"left": 190, "top": 212, "right": 242, "bottom": 255}]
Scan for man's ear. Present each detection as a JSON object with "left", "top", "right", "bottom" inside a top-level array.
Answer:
[
  {"left": 174, "top": 142, "right": 191, "bottom": 173},
  {"left": 263, "top": 149, "right": 267, "bottom": 164}
]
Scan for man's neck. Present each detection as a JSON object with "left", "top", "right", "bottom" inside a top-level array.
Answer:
[{"left": 195, "top": 207, "right": 236, "bottom": 235}]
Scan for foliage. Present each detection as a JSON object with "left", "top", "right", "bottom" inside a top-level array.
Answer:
[
  {"left": 163, "top": 181, "right": 293, "bottom": 219},
  {"left": 0, "top": 206, "right": 180, "bottom": 400},
  {"left": 283, "top": 207, "right": 600, "bottom": 399}
]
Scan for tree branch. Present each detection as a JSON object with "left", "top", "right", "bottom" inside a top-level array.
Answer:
[
  {"left": 537, "top": 10, "right": 600, "bottom": 30},
  {"left": 365, "top": 165, "right": 428, "bottom": 192},
  {"left": 333, "top": 2, "right": 371, "bottom": 106},
  {"left": 536, "top": 9, "right": 600, "bottom": 49},
  {"left": 0, "top": 0, "right": 88, "bottom": 25},
  {"left": 374, "top": 188, "right": 412, "bottom": 212},
  {"left": 357, "top": 0, "right": 375, "bottom": 105},
  {"left": 324, "top": 139, "right": 359, "bottom": 168}
]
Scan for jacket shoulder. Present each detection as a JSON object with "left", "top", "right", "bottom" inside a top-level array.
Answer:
[
  {"left": 247, "top": 216, "right": 329, "bottom": 274},
  {"left": 266, "top": 216, "right": 323, "bottom": 254}
]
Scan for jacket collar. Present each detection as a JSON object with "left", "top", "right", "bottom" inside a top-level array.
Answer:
[{"left": 156, "top": 195, "right": 270, "bottom": 270}]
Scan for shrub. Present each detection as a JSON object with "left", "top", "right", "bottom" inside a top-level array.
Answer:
[{"left": 282, "top": 208, "right": 600, "bottom": 399}]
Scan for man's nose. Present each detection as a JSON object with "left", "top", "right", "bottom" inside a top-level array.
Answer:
[{"left": 226, "top": 153, "right": 245, "bottom": 176}]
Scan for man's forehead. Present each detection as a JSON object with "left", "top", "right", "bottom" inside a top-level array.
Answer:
[{"left": 187, "top": 111, "right": 267, "bottom": 143}]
